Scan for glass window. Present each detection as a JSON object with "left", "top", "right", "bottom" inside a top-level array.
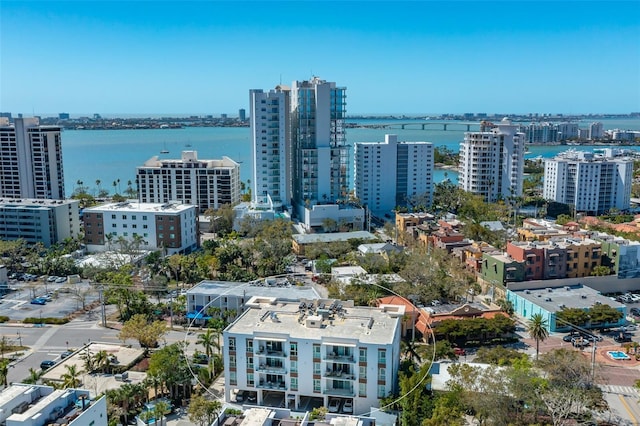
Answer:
[
  {"left": 229, "top": 371, "right": 237, "bottom": 386},
  {"left": 378, "top": 384, "right": 386, "bottom": 398},
  {"left": 246, "top": 339, "right": 253, "bottom": 351},
  {"left": 314, "top": 362, "right": 321, "bottom": 375},
  {"left": 290, "top": 342, "right": 298, "bottom": 356},
  {"left": 313, "top": 345, "right": 320, "bottom": 358},
  {"left": 313, "top": 379, "right": 321, "bottom": 392},
  {"left": 359, "top": 348, "right": 367, "bottom": 362},
  {"left": 359, "top": 365, "right": 366, "bottom": 379},
  {"left": 229, "top": 355, "right": 236, "bottom": 368},
  {"left": 290, "top": 360, "right": 297, "bottom": 373},
  {"left": 247, "top": 356, "right": 253, "bottom": 369},
  {"left": 291, "top": 377, "right": 298, "bottom": 391},
  {"left": 359, "top": 383, "right": 367, "bottom": 397},
  {"left": 228, "top": 338, "right": 236, "bottom": 350},
  {"left": 378, "top": 349, "right": 386, "bottom": 364},
  {"left": 247, "top": 373, "right": 254, "bottom": 386},
  {"left": 378, "top": 367, "right": 386, "bottom": 380}
]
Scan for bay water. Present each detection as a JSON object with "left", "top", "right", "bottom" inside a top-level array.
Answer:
[{"left": 61, "top": 118, "right": 640, "bottom": 197}]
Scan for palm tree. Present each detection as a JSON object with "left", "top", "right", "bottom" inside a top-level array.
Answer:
[
  {"left": 23, "top": 367, "right": 41, "bottom": 384},
  {"left": 153, "top": 400, "right": 169, "bottom": 425},
  {"left": 93, "top": 350, "right": 108, "bottom": 373},
  {"left": 197, "top": 328, "right": 220, "bottom": 379},
  {"left": 0, "top": 359, "right": 10, "bottom": 388},
  {"left": 95, "top": 179, "right": 101, "bottom": 197},
  {"left": 61, "top": 364, "right": 82, "bottom": 388},
  {"left": 528, "top": 313, "right": 549, "bottom": 360}
]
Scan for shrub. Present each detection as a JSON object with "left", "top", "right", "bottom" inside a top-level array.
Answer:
[
  {"left": 0, "top": 316, "right": 9, "bottom": 323},
  {"left": 23, "top": 317, "right": 70, "bottom": 325}
]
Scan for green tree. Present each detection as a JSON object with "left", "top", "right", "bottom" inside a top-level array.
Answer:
[
  {"left": 119, "top": 314, "right": 167, "bottom": 350},
  {"left": 188, "top": 394, "right": 222, "bottom": 426},
  {"left": 528, "top": 313, "right": 549, "bottom": 360},
  {"left": 0, "top": 359, "right": 10, "bottom": 388},
  {"left": 196, "top": 328, "right": 220, "bottom": 379},
  {"left": 61, "top": 364, "right": 82, "bottom": 389},
  {"left": 591, "top": 265, "right": 612, "bottom": 276}
]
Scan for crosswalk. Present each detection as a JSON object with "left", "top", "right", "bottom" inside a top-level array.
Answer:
[{"left": 601, "top": 384, "right": 640, "bottom": 397}]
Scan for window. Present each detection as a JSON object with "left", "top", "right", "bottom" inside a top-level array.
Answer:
[
  {"left": 229, "top": 371, "right": 237, "bottom": 386},
  {"left": 246, "top": 339, "right": 253, "bottom": 351},
  {"left": 359, "top": 365, "right": 367, "bottom": 379},
  {"left": 313, "top": 379, "right": 321, "bottom": 392},
  {"left": 378, "top": 384, "right": 386, "bottom": 398},
  {"left": 228, "top": 338, "right": 236, "bottom": 350},
  {"left": 378, "top": 349, "right": 386, "bottom": 364},
  {"left": 229, "top": 355, "right": 236, "bottom": 368},
  {"left": 122, "top": 215, "right": 127, "bottom": 220},
  {"left": 359, "top": 348, "right": 367, "bottom": 362},
  {"left": 291, "top": 377, "right": 298, "bottom": 391},
  {"left": 247, "top": 373, "right": 254, "bottom": 386},
  {"left": 290, "top": 342, "right": 298, "bottom": 356},
  {"left": 111, "top": 214, "right": 116, "bottom": 219},
  {"left": 359, "top": 383, "right": 367, "bottom": 397},
  {"left": 247, "top": 356, "right": 253, "bottom": 369},
  {"left": 313, "top": 345, "right": 320, "bottom": 358},
  {"left": 314, "top": 362, "right": 321, "bottom": 375},
  {"left": 290, "top": 360, "right": 297, "bottom": 373},
  {"left": 378, "top": 367, "right": 386, "bottom": 380},
  {"left": 143, "top": 215, "right": 147, "bottom": 220},
  {"left": 132, "top": 215, "right": 136, "bottom": 220},
  {"left": 170, "top": 234, "right": 175, "bottom": 239}
]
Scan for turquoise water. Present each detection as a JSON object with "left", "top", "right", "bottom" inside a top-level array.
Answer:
[{"left": 61, "top": 118, "right": 640, "bottom": 197}]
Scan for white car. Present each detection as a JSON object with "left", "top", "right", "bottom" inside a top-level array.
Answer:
[
  {"left": 342, "top": 399, "right": 353, "bottom": 414},
  {"left": 328, "top": 398, "right": 340, "bottom": 413}
]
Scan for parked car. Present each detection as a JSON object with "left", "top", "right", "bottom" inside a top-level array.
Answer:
[
  {"left": 60, "top": 351, "right": 73, "bottom": 359},
  {"left": 47, "top": 276, "right": 58, "bottom": 282},
  {"left": 630, "top": 294, "right": 640, "bottom": 303},
  {"left": 247, "top": 392, "right": 257, "bottom": 403},
  {"left": 30, "top": 298, "right": 46, "bottom": 305},
  {"left": 342, "top": 399, "right": 353, "bottom": 414},
  {"left": 328, "top": 398, "right": 341, "bottom": 413},
  {"left": 614, "top": 333, "right": 633, "bottom": 343},
  {"left": 40, "top": 360, "right": 55, "bottom": 370},
  {"left": 55, "top": 276, "right": 66, "bottom": 283},
  {"left": 236, "top": 390, "right": 248, "bottom": 403},
  {"left": 631, "top": 308, "right": 640, "bottom": 317},
  {"left": 453, "top": 347, "right": 466, "bottom": 356}
]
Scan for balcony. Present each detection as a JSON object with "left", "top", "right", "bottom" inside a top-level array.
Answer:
[
  {"left": 257, "top": 362, "right": 287, "bottom": 374},
  {"left": 258, "top": 379, "right": 287, "bottom": 390},
  {"left": 323, "top": 384, "right": 355, "bottom": 397},
  {"left": 324, "top": 351, "right": 355, "bottom": 363}
]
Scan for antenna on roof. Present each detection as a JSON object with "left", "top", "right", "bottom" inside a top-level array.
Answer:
[{"left": 279, "top": 73, "right": 282, "bottom": 85}]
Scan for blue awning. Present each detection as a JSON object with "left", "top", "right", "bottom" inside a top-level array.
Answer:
[{"left": 186, "top": 311, "right": 212, "bottom": 320}]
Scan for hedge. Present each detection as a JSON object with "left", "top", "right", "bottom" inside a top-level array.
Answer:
[{"left": 23, "top": 317, "right": 70, "bottom": 325}]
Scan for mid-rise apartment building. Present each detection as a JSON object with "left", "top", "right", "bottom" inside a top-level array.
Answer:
[
  {"left": 459, "top": 118, "right": 525, "bottom": 202},
  {"left": 136, "top": 151, "right": 240, "bottom": 213},
  {"left": 0, "top": 117, "right": 65, "bottom": 199},
  {"left": 83, "top": 201, "right": 198, "bottom": 255},
  {"left": 588, "top": 122, "right": 604, "bottom": 140},
  {"left": 354, "top": 135, "right": 433, "bottom": 215},
  {"left": 0, "top": 199, "right": 80, "bottom": 247},
  {"left": 543, "top": 151, "right": 633, "bottom": 215},
  {"left": 223, "top": 297, "right": 402, "bottom": 414},
  {"left": 0, "top": 384, "right": 106, "bottom": 426}
]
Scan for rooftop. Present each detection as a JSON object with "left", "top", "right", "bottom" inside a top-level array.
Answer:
[
  {"left": 510, "top": 284, "right": 625, "bottom": 313},
  {"left": 84, "top": 201, "right": 195, "bottom": 214},
  {"left": 0, "top": 199, "right": 78, "bottom": 208},
  {"left": 186, "top": 280, "right": 320, "bottom": 300},
  {"left": 293, "top": 231, "right": 377, "bottom": 245},
  {"left": 226, "top": 297, "right": 402, "bottom": 345}
]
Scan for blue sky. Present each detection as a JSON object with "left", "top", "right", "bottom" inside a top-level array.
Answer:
[{"left": 1, "top": 1, "right": 639, "bottom": 115}]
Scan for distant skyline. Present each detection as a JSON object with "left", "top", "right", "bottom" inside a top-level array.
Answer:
[{"left": 1, "top": 1, "right": 639, "bottom": 115}]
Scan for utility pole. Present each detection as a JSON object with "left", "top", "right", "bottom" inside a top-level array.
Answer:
[{"left": 98, "top": 285, "right": 107, "bottom": 328}]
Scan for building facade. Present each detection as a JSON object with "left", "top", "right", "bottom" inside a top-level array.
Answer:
[
  {"left": 250, "top": 78, "right": 364, "bottom": 232},
  {"left": 250, "top": 88, "right": 291, "bottom": 211},
  {"left": 223, "top": 297, "right": 402, "bottom": 414},
  {"left": 0, "top": 117, "right": 65, "bottom": 199},
  {"left": 136, "top": 151, "right": 240, "bottom": 213},
  {"left": 459, "top": 118, "right": 525, "bottom": 202},
  {"left": 543, "top": 151, "right": 633, "bottom": 215},
  {"left": 0, "top": 199, "right": 80, "bottom": 247},
  {"left": 354, "top": 134, "right": 433, "bottom": 215},
  {"left": 83, "top": 202, "right": 198, "bottom": 255}
]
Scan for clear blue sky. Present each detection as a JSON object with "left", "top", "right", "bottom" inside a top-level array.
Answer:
[{"left": 1, "top": 1, "right": 639, "bottom": 115}]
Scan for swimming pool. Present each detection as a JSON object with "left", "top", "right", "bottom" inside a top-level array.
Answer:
[{"left": 607, "top": 351, "right": 631, "bottom": 360}]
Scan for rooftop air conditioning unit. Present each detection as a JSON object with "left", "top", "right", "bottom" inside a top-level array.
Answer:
[
  {"left": 524, "top": 290, "right": 531, "bottom": 294},
  {"left": 545, "top": 297, "right": 552, "bottom": 302}
]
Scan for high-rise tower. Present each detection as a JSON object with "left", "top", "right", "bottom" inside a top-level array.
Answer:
[{"left": 0, "top": 117, "right": 65, "bottom": 199}]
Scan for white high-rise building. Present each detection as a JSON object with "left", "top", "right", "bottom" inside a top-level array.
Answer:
[
  {"left": 544, "top": 151, "right": 633, "bottom": 215},
  {"left": 354, "top": 135, "right": 433, "bottom": 215},
  {"left": 250, "top": 87, "right": 291, "bottom": 210},
  {"left": 459, "top": 118, "right": 525, "bottom": 202},
  {"left": 0, "top": 117, "right": 65, "bottom": 199},
  {"left": 223, "top": 297, "right": 402, "bottom": 414},
  {"left": 136, "top": 151, "right": 241, "bottom": 213},
  {"left": 250, "top": 78, "right": 364, "bottom": 232},
  {"left": 588, "top": 122, "right": 604, "bottom": 140}
]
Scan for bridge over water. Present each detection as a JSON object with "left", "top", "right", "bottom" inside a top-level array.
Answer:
[{"left": 353, "top": 121, "right": 482, "bottom": 131}]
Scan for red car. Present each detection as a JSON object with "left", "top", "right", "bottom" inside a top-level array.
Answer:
[{"left": 454, "top": 347, "right": 466, "bottom": 356}]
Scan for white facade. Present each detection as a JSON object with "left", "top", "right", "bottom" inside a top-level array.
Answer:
[
  {"left": 556, "top": 122, "right": 580, "bottom": 140},
  {"left": 459, "top": 118, "right": 525, "bottom": 202},
  {"left": 224, "top": 297, "right": 402, "bottom": 415},
  {"left": 83, "top": 202, "right": 198, "bottom": 255},
  {"left": 354, "top": 134, "right": 433, "bottom": 215},
  {"left": 0, "top": 118, "right": 65, "bottom": 199},
  {"left": 250, "top": 88, "right": 291, "bottom": 210},
  {"left": 250, "top": 78, "right": 364, "bottom": 232},
  {"left": 522, "top": 122, "right": 559, "bottom": 144},
  {"left": 0, "top": 384, "right": 106, "bottom": 426},
  {"left": 588, "top": 122, "right": 604, "bottom": 140},
  {"left": 136, "top": 151, "right": 240, "bottom": 213},
  {"left": 0, "top": 199, "right": 81, "bottom": 247},
  {"left": 543, "top": 151, "right": 633, "bottom": 215}
]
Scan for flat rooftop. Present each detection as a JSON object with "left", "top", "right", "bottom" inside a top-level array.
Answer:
[
  {"left": 187, "top": 280, "right": 320, "bottom": 300},
  {"left": 510, "top": 284, "right": 625, "bottom": 313},
  {"left": 0, "top": 198, "right": 78, "bottom": 208},
  {"left": 293, "top": 231, "right": 377, "bottom": 245},
  {"left": 84, "top": 201, "right": 194, "bottom": 213},
  {"left": 227, "top": 298, "right": 401, "bottom": 345}
]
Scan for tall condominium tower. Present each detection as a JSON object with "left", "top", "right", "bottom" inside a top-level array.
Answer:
[
  {"left": 0, "top": 117, "right": 65, "bottom": 199},
  {"left": 544, "top": 150, "right": 632, "bottom": 215},
  {"left": 354, "top": 134, "right": 433, "bottom": 215},
  {"left": 250, "top": 77, "right": 363, "bottom": 232},
  {"left": 250, "top": 87, "right": 291, "bottom": 210},
  {"left": 459, "top": 118, "right": 525, "bottom": 202},
  {"left": 136, "top": 151, "right": 241, "bottom": 213}
]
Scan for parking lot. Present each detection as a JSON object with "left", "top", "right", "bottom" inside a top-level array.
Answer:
[{"left": 0, "top": 277, "right": 99, "bottom": 321}]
